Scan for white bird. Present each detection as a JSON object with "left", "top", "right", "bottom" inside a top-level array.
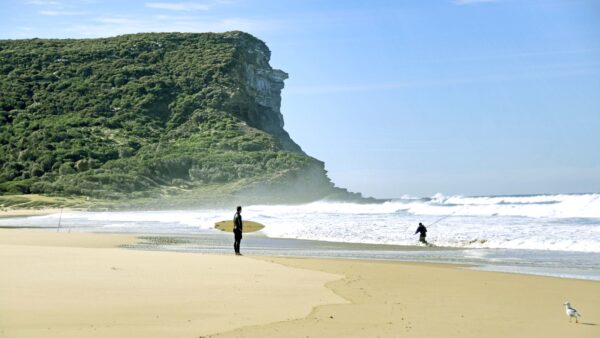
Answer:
[{"left": 564, "top": 302, "right": 582, "bottom": 323}]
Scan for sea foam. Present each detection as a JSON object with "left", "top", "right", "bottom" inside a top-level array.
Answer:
[{"left": 1, "top": 193, "right": 599, "bottom": 252}]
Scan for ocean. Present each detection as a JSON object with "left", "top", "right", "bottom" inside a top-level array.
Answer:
[{"left": 2, "top": 193, "right": 599, "bottom": 280}]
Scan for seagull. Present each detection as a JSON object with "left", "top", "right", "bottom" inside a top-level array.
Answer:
[{"left": 564, "top": 302, "right": 581, "bottom": 323}]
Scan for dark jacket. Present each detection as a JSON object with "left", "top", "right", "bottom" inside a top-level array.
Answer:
[
  {"left": 233, "top": 212, "right": 243, "bottom": 233},
  {"left": 415, "top": 224, "right": 427, "bottom": 236}
]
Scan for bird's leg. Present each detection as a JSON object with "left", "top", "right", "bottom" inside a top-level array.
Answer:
[{"left": 576, "top": 317, "right": 579, "bottom": 324}]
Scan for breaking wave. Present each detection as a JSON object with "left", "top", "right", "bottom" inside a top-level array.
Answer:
[{"left": 1, "top": 193, "right": 599, "bottom": 252}]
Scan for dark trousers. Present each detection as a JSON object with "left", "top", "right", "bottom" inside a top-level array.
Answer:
[
  {"left": 419, "top": 235, "right": 428, "bottom": 244},
  {"left": 234, "top": 230, "right": 242, "bottom": 254}
]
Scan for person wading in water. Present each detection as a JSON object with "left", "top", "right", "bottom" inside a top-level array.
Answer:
[
  {"left": 415, "top": 222, "right": 428, "bottom": 245},
  {"left": 233, "top": 206, "right": 243, "bottom": 255}
]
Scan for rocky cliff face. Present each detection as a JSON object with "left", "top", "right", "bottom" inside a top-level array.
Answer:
[{"left": 222, "top": 33, "right": 303, "bottom": 153}]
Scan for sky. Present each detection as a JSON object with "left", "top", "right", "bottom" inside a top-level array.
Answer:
[{"left": 1, "top": 0, "right": 599, "bottom": 198}]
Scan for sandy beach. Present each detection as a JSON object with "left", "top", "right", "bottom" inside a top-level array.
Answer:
[
  {"left": 0, "top": 208, "right": 66, "bottom": 219},
  {"left": 217, "top": 258, "right": 600, "bottom": 337},
  {"left": 1, "top": 229, "right": 599, "bottom": 338},
  {"left": 0, "top": 230, "right": 345, "bottom": 338}
]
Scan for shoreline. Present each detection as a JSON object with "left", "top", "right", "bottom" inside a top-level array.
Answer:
[
  {"left": 127, "top": 232, "right": 600, "bottom": 281},
  {"left": 0, "top": 222, "right": 598, "bottom": 281}
]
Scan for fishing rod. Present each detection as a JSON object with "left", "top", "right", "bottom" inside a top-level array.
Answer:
[{"left": 426, "top": 206, "right": 466, "bottom": 227}]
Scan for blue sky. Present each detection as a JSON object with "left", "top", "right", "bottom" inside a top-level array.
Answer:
[{"left": 1, "top": 0, "right": 599, "bottom": 198}]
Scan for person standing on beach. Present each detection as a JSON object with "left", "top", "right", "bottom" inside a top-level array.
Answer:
[
  {"left": 233, "top": 206, "right": 243, "bottom": 255},
  {"left": 415, "top": 222, "right": 428, "bottom": 245}
]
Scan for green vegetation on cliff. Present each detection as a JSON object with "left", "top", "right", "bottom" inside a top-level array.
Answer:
[{"left": 0, "top": 32, "right": 361, "bottom": 206}]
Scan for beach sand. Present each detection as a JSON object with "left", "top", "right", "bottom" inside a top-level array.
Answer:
[
  {"left": 1, "top": 229, "right": 599, "bottom": 338},
  {"left": 0, "top": 208, "right": 65, "bottom": 219},
  {"left": 0, "top": 230, "right": 345, "bottom": 338},
  {"left": 216, "top": 257, "right": 600, "bottom": 337}
]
